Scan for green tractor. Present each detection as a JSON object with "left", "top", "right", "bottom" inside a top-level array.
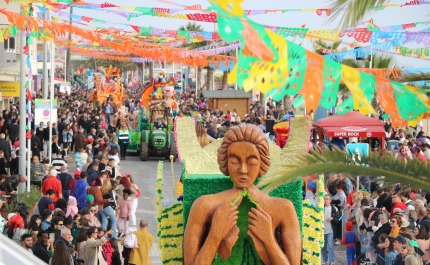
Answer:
[{"left": 139, "top": 109, "right": 176, "bottom": 161}]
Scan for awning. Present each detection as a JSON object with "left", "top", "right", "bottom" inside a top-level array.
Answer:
[{"left": 323, "top": 125, "right": 386, "bottom": 138}]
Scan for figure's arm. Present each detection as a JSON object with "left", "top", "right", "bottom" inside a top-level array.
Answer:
[{"left": 276, "top": 202, "right": 301, "bottom": 265}]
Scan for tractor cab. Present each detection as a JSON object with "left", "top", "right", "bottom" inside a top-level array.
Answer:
[{"left": 139, "top": 109, "right": 176, "bottom": 161}]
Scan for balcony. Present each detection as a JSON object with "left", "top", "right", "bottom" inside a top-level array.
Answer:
[{"left": 0, "top": 37, "right": 17, "bottom": 68}]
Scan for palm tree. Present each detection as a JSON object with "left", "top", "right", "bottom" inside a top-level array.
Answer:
[
  {"left": 179, "top": 22, "right": 211, "bottom": 91},
  {"left": 258, "top": 148, "right": 430, "bottom": 192},
  {"left": 328, "top": 0, "right": 390, "bottom": 29}
]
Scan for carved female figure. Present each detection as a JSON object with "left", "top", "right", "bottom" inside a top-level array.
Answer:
[{"left": 184, "top": 124, "right": 301, "bottom": 265}]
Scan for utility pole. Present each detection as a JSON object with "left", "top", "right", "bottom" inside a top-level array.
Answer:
[
  {"left": 65, "top": 4, "right": 73, "bottom": 82},
  {"left": 18, "top": 27, "right": 27, "bottom": 193},
  {"left": 42, "top": 10, "right": 48, "bottom": 98}
]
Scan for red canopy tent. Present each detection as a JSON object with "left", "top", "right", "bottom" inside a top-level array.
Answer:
[{"left": 313, "top": 111, "right": 386, "bottom": 149}]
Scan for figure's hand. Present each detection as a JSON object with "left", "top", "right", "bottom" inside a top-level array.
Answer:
[
  {"left": 211, "top": 204, "right": 239, "bottom": 242},
  {"left": 327, "top": 217, "right": 333, "bottom": 221},
  {"left": 247, "top": 205, "right": 273, "bottom": 242}
]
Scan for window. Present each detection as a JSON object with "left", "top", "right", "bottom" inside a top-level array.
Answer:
[{"left": 3, "top": 37, "right": 16, "bottom": 50}]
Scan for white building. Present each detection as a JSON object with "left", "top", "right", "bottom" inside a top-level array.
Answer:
[{"left": 0, "top": 2, "right": 53, "bottom": 112}]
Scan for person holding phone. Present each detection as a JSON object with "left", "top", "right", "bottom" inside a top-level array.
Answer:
[{"left": 84, "top": 226, "right": 113, "bottom": 265}]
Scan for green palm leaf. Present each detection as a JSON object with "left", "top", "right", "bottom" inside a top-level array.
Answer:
[
  {"left": 258, "top": 148, "right": 430, "bottom": 192},
  {"left": 328, "top": 0, "right": 390, "bottom": 29}
]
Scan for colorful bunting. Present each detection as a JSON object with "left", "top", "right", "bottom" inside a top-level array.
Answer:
[{"left": 211, "top": 0, "right": 430, "bottom": 127}]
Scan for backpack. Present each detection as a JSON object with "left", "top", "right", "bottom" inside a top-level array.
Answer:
[
  {"left": 123, "top": 233, "right": 138, "bottom": 249},
  {"left": 121, "top": 233, "right": 137, "bottom": 262}
]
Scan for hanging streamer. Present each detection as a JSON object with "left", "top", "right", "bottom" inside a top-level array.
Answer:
[{"left": 210, "top": 0, "right": 430, "bottom": 127}]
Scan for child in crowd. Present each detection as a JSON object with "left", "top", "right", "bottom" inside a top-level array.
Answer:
[
  {"left": 117, "top": 189, "right": 132, "bottom": 237},
  {"left": 341, "top": 221, "right": 359, "bottom": 265},
  {"left": 110, "top": 238, "right": 122, "bottom": 265}
]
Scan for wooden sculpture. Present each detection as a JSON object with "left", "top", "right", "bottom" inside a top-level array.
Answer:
[{"left": 184, "top": 124, "right": 301, "bottom": 265}]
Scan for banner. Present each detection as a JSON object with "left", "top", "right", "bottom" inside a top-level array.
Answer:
[
  {"left": 35, "top": 99, "right": 58, "bottom": 125},
  {"left": 0, "top": 82, "right": 20, "bottom": 97},
  {"left": 59, "top": 81, "right": 71, "bottom": 94}
]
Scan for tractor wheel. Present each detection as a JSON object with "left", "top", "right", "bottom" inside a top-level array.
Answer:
[{"left": 140, "top": 142, "right": 149, "bottom": 161}]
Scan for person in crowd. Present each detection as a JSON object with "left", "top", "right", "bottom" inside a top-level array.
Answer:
[
  {"left": 128, "top": 175, "right": 140, "bottom": 231},
  {"left": 0, "top": 133, "right": 11, "bottom": 160},
  {"left": 50, "top": 240, "right": 73, "bottom": 265},
  {"left": 30, "top": 156, "right": 46, "bottom": 188},
  {"left": 38, "top": 189, "right": 55, "bottom": 214},
  {"left": 81, "top": 157, "right": 93, "bottom": 174},
  {"left": 86, "top": 161, "right": 100, "bottom": 186},
  {"left": 58, "top": 165, "right": 73, "bottom": 203},
  {"left": 75, "top": 227, "right": 88, "bottom": 263},
  {"left": 0, "top": 174, "right": 27, "bottom": 195},
  {"left": 21, "top": 234, "right": 33, "bottom": 253},
  {"left": 87, "top": 205, "right": 101, "bottom": 227},
  {"left": 84, "top": 226, "right": 113, "bottom": 265},
  {"left": 52, "top": 152, "right": 67, "bottom": 172},
  {"left": 110, "top": 238, "right": 121, "bottom": 265},
  {"left": 51, "top": 136, "right": 61, "bottom": 157},
  {"left": 63, "top": 124, "right": 74, "bottom": 150},
  {"left": 123, "top": 220, "right": 154, "bottom": 265},
  {"left": 117, "top": 188, "right": 132, "bottom": 237},
  {"left": 54, "top": 227, "right": 73, "bottom": 254},
  {"left": 108, "top": 148, "right": 120, "bottom": 166},
  {"left": 322, "top": 194, "right": 338, "bottom": 265},
  {"left": 42, "top": 169, "right": 62, "bottom": 204},
  {"left": 41, "top": 209, "right": 53, "bottom": 231},
  {"left": 73, "top": 172, "right": 89, "bottom": 210},
  {"left": 341, "top": 221, "right": 359, "bottom": 265},
  {"left": 45, "top": 216, "right": 64, "bottom": 242},
  {"left": 74, "top": 128, "right": 87, "bottom": 153},
  {"left": 32, "top": 231, "right": 54, "bottom": 263},
  {"left": 101, "top": 179, "right": 117, "bottom": 238},
  {"left": 117, "top": 123, "right": 130, "bottom": 160},
  {"left": 28, "top": 214, "right": 42, "bottom": 240},
  {"left": 66, "top": 196, "right": 79, "bottom": 218},
  {"left": 70, "top": 169, "right": 81, "bottom": 195}
]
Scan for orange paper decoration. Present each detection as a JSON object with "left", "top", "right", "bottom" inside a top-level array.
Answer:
[
  {"left": 300, "top": 51, "right": 325, "bottom": 113},
  {"left": 375, "top": 77, "right": 407, "bottom": 127}
]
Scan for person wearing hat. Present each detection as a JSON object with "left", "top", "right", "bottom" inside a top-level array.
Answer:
[
  {"left": 72, "top": 172, "right": 89, "bottom": 210},
  {"left": 393, "top": 235, "right": 406, "bottom": 264},
  {"left": 70, "top": 169, "right": 81, "bottom": 196},
  {"left": 398, "top": 210, "right": 415, "bottom": 232}
]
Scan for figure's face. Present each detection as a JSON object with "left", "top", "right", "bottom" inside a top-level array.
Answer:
[{"left": 227, "top": 142, "right": 261, "bottom": 189}]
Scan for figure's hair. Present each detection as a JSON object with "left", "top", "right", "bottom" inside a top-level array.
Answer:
[{"left": 218, "top": 124, "right": 270, "bottom": 178}]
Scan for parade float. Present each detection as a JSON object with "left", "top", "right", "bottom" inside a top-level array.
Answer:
[
  {"left": 125, "top": 78, "right": 178, "bottom": 160},
  {"left": 88, "top": 65, "right": 124, "bottom": 107},
  {"left": 156, "top": 115, "right": 325, "bottom": 265}
]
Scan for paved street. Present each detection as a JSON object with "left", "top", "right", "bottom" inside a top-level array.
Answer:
[{"left": 67, "top": 152, "right": 348, "bottom": 264}]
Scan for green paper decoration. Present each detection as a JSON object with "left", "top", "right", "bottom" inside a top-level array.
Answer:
[
  {"left": 24, "top": 80, "right": 29, "bottom": 89},
  {"left": 284, "top": 42, "right": 307, "bottom": 96},
  {"left": 319, "top": 60, "right": 342, "bottom": 109},
  {"left": 178, "top": 30, "right": 190, "bottom": 39},
  {"left": 391, "top": 82, "right": 428, "bottom": 121},
  {"left": 9, "top": 26, "right": 17, "bottom": 37},
  {"left": 140, "top": 27, "right": 152, "bottom": 36}
]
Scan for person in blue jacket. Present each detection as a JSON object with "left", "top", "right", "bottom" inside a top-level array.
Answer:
[{"left": 72, "top": 172, "right": 89, "bottom": 210}]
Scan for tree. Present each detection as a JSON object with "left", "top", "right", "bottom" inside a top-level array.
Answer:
[{"left": 328, "top": 0, "right": 390, "bottom": 29}]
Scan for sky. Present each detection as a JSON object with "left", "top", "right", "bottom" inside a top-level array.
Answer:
[{"left": 65, "top": 0, "right": 430, "bottom": 68}]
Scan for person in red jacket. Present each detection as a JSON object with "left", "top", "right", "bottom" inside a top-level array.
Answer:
[
  {"left": 391, "top": 192, "right": 407, "bottom": 217},
  {"left": 41, "top": 169, "right": 62, "bottom": 203},
  {"left": 69, "top": 169, "right": 81, "bottom": 195}
]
